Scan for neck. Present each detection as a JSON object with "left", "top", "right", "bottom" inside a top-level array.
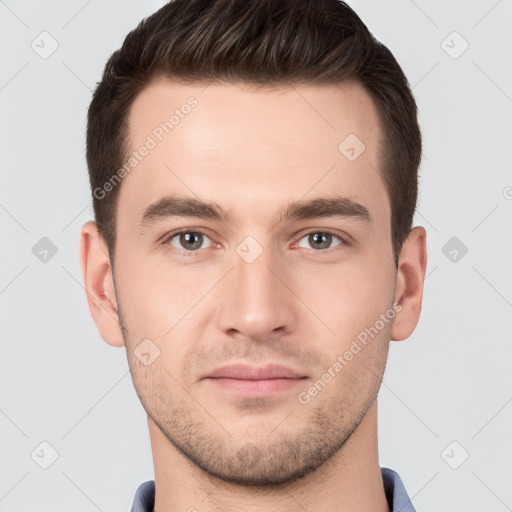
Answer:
[{"left": 148, "top": 400, "right": 389, "bottom": 512}]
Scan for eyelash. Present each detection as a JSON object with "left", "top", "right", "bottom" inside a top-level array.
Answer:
[
  {"left": 161, "top": 228, "right": 349, "bottom": 257},
  {"left": 161, "top": 228, "right": 215, "bottom": 257}
]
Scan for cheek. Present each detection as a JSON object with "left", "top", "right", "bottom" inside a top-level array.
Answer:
[
  {"left": 114, "top": 246, "right": 186, "bottom": 335},
  {"left": 291, "top": 255, "right": 394, "bottom": 346},
  {"left": 115, "top": 258, "right": 211, "bottom": 379}
]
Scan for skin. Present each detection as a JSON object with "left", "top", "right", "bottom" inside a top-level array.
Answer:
[{"left": 80, "top": 77, "right": 427, "bottom": 512}]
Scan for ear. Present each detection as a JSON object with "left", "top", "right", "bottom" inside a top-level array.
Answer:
[
  {"left": 391, "top": 226, "right": 428, "bottom": 341},
  {"left": 79, "top": 220, "right": 125, "bottom": 347}
]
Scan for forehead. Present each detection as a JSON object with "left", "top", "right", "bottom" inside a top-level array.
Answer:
[{"left": 119, "top": 77, "right": 388, "bottom": 229}]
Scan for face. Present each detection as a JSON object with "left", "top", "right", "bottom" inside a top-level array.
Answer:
[{"left": 99, "top": 78, "right": 402, "bottom": 485}]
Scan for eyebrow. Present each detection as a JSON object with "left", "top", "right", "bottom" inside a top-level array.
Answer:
[{"left": 138, "top": 194, "right": 372, "bottom": 229}]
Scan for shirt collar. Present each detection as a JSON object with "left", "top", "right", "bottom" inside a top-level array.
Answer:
[{"left": 131, "top": 467, "right": 416, "bottom": 512}]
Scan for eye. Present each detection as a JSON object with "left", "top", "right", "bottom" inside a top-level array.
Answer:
[
  {"left": 164, "top": 229, "right": 214, "bottom": 254},
  {"left": 296, "top": 231, "right": 344, "bottom": 251}
]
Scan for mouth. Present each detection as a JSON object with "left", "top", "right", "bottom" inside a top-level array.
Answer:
[{"left": 204, "top": 364, "right": 308, "bottom": 397}]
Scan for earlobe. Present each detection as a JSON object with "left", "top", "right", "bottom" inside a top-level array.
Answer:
[
  {"left": 390, "top": 226, "right": 428, "bottom": 341},
  {"left": 79, "top": 220, "right": 125, "bottom": 347}
]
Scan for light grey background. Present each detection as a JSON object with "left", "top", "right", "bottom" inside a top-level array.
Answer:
[{"left": 1, "top": 1, "right": 511, "bottom": 511}]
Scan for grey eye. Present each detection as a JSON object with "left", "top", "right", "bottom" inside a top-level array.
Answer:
[
  {"left": 296, "top": 232, "right": 342, "bottom": 250},
  {"left": 169, "top": 231, "right": 213, "bottom": 251}
]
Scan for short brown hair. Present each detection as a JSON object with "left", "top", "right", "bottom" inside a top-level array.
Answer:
[{"left": 86, "top": 0, "right": 421, "bottom": 268}]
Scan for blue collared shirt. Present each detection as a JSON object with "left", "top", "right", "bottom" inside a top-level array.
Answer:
[{"left": 130, "top": 467, "right": 416, "bottom": 511}]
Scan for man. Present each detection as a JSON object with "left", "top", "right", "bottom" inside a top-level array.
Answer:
[{"left": 79, "top": 0, "right": 427, "bottom": 510}]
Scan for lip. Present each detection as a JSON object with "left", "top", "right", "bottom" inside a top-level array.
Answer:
[
  {"left": 207, "top": 364, "right": 305, "bottom": 380},
  {"left": 205, "top": 364, "right": 307, "bottom": 398}
]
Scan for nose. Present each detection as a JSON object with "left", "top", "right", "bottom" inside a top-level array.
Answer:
[{"left": 216, "top": 241, "right": 298, "bottom": 341}]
